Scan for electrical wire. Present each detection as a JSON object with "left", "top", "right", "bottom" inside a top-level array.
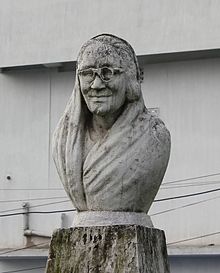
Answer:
[
  {"left": 0, "top": 172, "right": 219, "bottom": 191},
  {"left": 0, "top": 188, "right": 63, "bottom": 191},
  {"left": 1, "top": 232, "right": 219, "bottom": 273},
  {"left": 0, "top": 180, "right": 218, "bottom": 206},
  {"left": 0, "top": 177, "right": 219, "bottom": 211},
  {"left": 0, "top": 200, "right": 70, "bottom": 214},
  {"left": 0, "top": 180, "right": 218, "bottom": 202},
  {"left": 150, "top": 195, "right": 220, "bottom": 216},
  {"left": 0, "top": 181, "right": 218, "bottom": 215},
  {"left": 163, "top": 172, "right": 220, "bottom": 185},
  {"left": 161, "top": 180, "right": 220, "bottom": 189},
  {"left": 0, "top": 241, "right": 50, "bottom": 256},
  {"left": 0, "top": 196, "right": 67, "bottom": 203},
  {"left": 0, "top": 175, "right": 219, "bottom": 264},
  {"left": 2, "top": 190, "right": 220, "bottom": 216},
  {"left": 167, "top": 231, "right": 220, "bottom": 245},
  {"left": 154, "top": 187, "right": 220, "bottom": 202},
  {"left": 2, "top": 230, "right": 220, "bottom": 259},
  {"left": 0, "top": 208, "right": 76, "bottom": 218},
  {"left": 1, "top": 266, "right": 45, "bottom": 273},
  {"left": 1, "top": 187, "right": 220, "bottom": 218}
]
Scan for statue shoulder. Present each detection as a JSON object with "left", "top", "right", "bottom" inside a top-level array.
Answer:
[{"left": 148, "top": 114, "right": 171, "bottom": 146}]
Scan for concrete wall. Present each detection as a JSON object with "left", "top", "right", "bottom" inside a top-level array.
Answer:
[
  {"left": 1, "top": 1, "right": 220, "bottom": 272},
  {"left": 0, "top": 258, "right": 46, "bottom": 273},
  {"left": 1, "top": 58, "right": 220, "bottom": 250},
  {"left": 169, "top": 255, "right": 220, "bottom": 273},
  {"left": 0, "top": 69, "right": 73, "bottom": 248},
  {"left": 2, "top": 255, "right": 220, "bottom": 273},
  {"left": 1, "top": 0, "right": 220, "bottom": 67},
  {"left": 145, "top": 58, "right": 220, "bottom": 246}
]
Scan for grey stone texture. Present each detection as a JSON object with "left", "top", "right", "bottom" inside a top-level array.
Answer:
[
  {"left": 50, "top": 34, "right": 170, "bottom": 273},
  {"left": 45, "top": 225, "right": 170, "bottom": 273},
  {"left": 72, "top": 211, "right": 153, "bottom": 228},
  {"left": 52, "top": 34, "right": 171, "bottom": 213}
]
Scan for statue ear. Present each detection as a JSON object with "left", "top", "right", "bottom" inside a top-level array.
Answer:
[{"left": 126, "top": 77, "right": 141, "bottom": 102}]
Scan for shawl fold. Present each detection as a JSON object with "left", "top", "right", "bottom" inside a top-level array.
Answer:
[{"left": 53, "top": 77, "right": 171, "bottom": 212}]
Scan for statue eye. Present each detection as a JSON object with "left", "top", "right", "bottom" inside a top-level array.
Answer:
[
  {"left": 101, "top": 67, "right": 113, "bottom": 81},
  {"left": 80, "top": 69, "right": 94, "bottom": 79}
]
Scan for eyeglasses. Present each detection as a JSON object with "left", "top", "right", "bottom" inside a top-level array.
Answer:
[{"left": 78, "top": 67, "right": 124, "bottom": 83}]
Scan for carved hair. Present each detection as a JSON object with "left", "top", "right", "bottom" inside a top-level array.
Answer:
[{"left": 77, "top": 34, "right": 141, "bottom": 102}]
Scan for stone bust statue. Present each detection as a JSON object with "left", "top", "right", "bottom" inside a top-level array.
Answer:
[{"left": 52, "top": 34, "right": 171, "bottom": 215}]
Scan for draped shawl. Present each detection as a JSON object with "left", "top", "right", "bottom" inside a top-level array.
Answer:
[{"left": 53, "top": 77, "right": 171, "bottom": 213}]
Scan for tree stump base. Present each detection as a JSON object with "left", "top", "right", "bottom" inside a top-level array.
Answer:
[{"left": 45, "top": 225, "right": 170, "bottom": 273}]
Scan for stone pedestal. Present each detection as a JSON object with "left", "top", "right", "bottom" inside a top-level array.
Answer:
[{"left": 45, "top": 225, "right": 170, "bottom": 273}]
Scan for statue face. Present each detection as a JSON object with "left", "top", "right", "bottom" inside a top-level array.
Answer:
[{"left": 78, "top": 44, "right": 127, "bottom": 116}]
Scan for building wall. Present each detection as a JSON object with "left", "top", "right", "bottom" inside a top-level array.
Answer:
[
  {"left": 1, "top": 1, "right": 220, "bottom": 272},
  {"left": 169, "top": 255, "right": 220, "bottom": 273},
  {"left": 1, "top": 0, "right": 220, "bottom": 67},
  {"left": 2, "top": 255, "right": 220, "bottom": 273},
  {"left": 0, "top": 258, "right": 46, "bottom": 273},
  {"left": 0, "top": 69, "right": 74, "bottom": 248},
  {"left": 1, "top": 58, "right": 220, "bottom": 250},
  {"left": 145, "top": 58, "right": 220, "bottom": 247}
]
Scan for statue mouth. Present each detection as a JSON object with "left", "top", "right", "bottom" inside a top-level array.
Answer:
[
  {"left": 87, "top": 90, "right": 113, "bottom": 98},
  {"left": 88, "top": 96, "right": 112, "bottom": 104},
  {"left": 88, "top": 94, "right": 112, "bottom": 98}
]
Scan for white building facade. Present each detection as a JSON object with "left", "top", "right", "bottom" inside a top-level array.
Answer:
[{"left": 1, "top": 1, "right": 220, "bottom": 272}]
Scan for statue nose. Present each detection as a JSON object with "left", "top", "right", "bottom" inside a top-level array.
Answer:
[{"left": 91, "top": 75, "right": 106, "bottom": 90}]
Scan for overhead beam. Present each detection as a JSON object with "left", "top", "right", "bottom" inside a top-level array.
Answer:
[{"left": 1, "top": 48, "right": 220, "bottom": 72}]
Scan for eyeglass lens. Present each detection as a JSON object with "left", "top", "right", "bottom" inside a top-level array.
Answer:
[
  {"left": 100, "top": 67, "right": 113, "bottom": 81},
  {"left": 79, "top": 67, "right": 114, "bottom": 82}
]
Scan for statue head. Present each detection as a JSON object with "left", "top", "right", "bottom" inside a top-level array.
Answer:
[{"left": 76, "top": 34, "right": 142, "bottom": 116}]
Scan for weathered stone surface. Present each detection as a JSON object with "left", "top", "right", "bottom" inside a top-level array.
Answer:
[
  {"left": 72, "top": 211, "right": 153, "bottom": 227},
  {"left": 52, "top": 34, "right": 171, "bottom": 213},
  {"left": 45, "top": 225, "right": 170, "bottom": 273}
]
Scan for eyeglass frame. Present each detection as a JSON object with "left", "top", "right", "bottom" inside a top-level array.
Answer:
[{"left": 77, "top": 66, "right": 125, "bottom": 83}]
